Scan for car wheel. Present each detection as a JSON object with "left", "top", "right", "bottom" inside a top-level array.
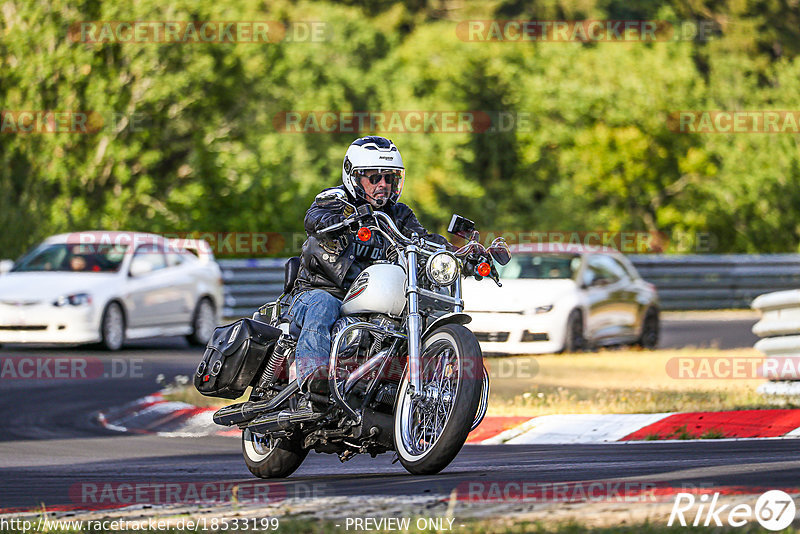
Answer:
[
  {"left": 186, "top": 298, "right": 216, "bottom": 347},
  {"left": 100, "top": 302, "right": 125, "bottom": 351},
  {"left": 563, "top": 310, "right": 586, "bottom": 353},
  {"left": 637, "top": 308, "right": 659, "bottom": 350}
]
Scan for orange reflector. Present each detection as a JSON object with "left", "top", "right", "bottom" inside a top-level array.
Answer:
[
  {"left": 477, "top": 262, "right": 491, "bottom": 276},
  {"left": 357, "top": 227, "right": 372, "bottom": 242}
]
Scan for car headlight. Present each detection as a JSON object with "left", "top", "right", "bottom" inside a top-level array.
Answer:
[
  {"left": 426, "top": 251, "right": 459, "bottom": 286},
  {"left": 529, "top": 304, "right": 553, "bottom": 314},
  {"left": 53, "top": 293, "right": 92, "bottom": 307}
]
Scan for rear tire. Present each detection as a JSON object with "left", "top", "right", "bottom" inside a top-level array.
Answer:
[
  {"left": 637, "top": 308, "right": 659, "bottom": 350},
  {"left": 563, "top": 310, "right": 585, "bottom": 353},
  {"left": 394, "top": 324, "right": 483, "bottom": 475},
  {"left": 99, "top": 302, "right": 125, "bottom": 351},
  {"left": 242, "top": 429, "right": 308, "bottom": 479},
  {"left": 186, "top": 298, "right": 216, "bottom": 347}
]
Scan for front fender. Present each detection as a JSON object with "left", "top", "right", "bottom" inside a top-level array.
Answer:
[{"left": 421, "top": 312, "right": 472, "bottom": 343}]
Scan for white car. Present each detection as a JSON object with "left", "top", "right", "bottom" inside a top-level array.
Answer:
[
  {"left": 464, "top": 243, "right": 659, "bottom": 355},
  {"left": 0, "top": 231, "right": 223, "bottom": 350}
]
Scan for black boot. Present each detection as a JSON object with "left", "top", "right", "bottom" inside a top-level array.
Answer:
[{"left": 301, "top": 365, "right": 330, "bottom": 396}]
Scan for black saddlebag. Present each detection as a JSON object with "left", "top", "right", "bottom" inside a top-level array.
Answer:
[{"left": 194, "top": 318, "right": 282, "bottom": 399}]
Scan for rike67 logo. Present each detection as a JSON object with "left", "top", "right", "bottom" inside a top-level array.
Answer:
[{"left": 668, "top": 490, "right": 796, "bottom": 530}]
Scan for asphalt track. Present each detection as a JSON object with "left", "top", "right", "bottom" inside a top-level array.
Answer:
[{"left": 1, "top": 317, "right": 793, "bottom": 513}]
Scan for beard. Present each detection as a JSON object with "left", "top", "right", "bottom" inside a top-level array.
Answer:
[{"left": 369, "top": 188, "right": 389, "bottom": 207}]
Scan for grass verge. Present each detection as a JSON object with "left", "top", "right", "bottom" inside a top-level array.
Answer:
[{"left": 485, "top": 347, "right": 799, "bottom": 417}]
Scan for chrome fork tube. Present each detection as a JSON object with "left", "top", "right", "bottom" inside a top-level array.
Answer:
[
  {"left": 405, "top": 246, "right": 423, "bottom": 397},
  {"left": 453, "top": 275, "right": 463, "bottom": 313}
]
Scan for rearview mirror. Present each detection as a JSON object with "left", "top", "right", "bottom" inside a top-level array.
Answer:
[
  {"left": 447, "top": 214, "right": 476, "bottom": 239},
  {"left": 315, "top": 189, "right": 351, "bottom": 210},
  {"left": 129, "top": 257, "right": 153, "bottom": 277},
  {"left": 487, "top": 238, "right": 511, "bottom": 265}
]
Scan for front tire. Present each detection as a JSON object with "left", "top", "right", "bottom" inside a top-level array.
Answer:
[
  {"left": 393, "top": 324, "right": 483, "bottom": 475},
  {"left": 563, "top": 310, "right": 585, "bottom": 353},
  {"left": 99, "top": 302, "right": 125, "bottom": 351},
  {"left": 637, "top": 308, "right": 659, "bottom": 350},
  {"left": 242, "top": 429, "right": 308, "bottom": 479},
  {"left": 186, "top": 298, "right": 216, "bottom": 347}
]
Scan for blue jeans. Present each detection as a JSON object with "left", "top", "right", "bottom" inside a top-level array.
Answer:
[{"left": 287, "top": 289, "right": 342, "bottom": 384}]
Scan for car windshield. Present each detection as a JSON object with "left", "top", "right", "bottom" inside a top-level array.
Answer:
[
  {"left": 12, "top": 243, "right": 128, "bottom": 273},
  {"left": 497, "top": 253, "right": 581, "bottom": 280}
]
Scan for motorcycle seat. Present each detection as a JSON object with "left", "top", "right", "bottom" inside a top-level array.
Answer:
[{"left": 284, "top": 256, "right": 300, "bottom": 294}]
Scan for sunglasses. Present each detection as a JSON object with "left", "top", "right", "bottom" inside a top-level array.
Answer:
[{"left": 358, "top": 170, "right": 401, "bottom": 185}]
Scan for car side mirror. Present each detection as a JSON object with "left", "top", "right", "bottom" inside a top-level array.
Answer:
[
  {"left": 0, "top": 259, "right": 13, "bottom": 275},
  {"left": 129, "top": 257, "right": 153, "bottom": 277}
]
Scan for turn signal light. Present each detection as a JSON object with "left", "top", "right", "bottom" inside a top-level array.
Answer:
[
  {"left": 357, "top": 227, "right": 372, "bottom": 242},
  {"left": 477, "top": 262, "right": 491, "bottom": 277}
]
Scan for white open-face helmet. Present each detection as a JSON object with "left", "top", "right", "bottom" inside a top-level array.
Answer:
[{"left": 342, "top": 136, "right": 405, "bottom": 207}]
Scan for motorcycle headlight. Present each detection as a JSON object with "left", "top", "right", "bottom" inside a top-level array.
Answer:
[
  {"left": 53, "top": 293, "right": 92, "bottom": 307},
  {"left": 426, "top": 251, "right": 459, "bottom": 287}
]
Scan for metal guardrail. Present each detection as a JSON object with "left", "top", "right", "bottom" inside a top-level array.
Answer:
[
  {"left": 220, "top": 258, "right": 288, "bottom": 318},
  {"left": 220, "top": 254, "right": 800, "bottom": 317},
  {"left": 751, "top": 290, "right": 800, "bottom": 390},
  {"left": 629, "top": 254, "right": 800, "bottom": 310}
]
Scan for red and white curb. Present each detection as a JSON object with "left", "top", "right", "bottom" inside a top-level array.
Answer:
[
  {"left": 95, "top": 394, "right": 800, "bottom": 444},
  {"left": 485, "top": 409, "right": 800, "bottom": 445},
  {"left": 95, "top": 393, "right": 229, "bottom": 438}
]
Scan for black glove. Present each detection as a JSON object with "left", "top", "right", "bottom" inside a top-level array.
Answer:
[{"left": 318, "top": 213, "right": 345, "bottom": 231}]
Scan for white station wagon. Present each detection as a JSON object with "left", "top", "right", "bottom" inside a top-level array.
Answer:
[
  {"left": 0, "top": 231, "right": 222, "bottom": 350},
  {"left": 464, "top": 243, "right": 659, "bottom": 354}
]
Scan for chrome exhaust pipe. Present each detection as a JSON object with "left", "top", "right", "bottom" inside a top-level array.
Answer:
[
  {"left": 213, "top": 380, "right": 299, "bottom": 426},
  {"left": 247, "top": 406, "right": 323, "bottom": 433}
]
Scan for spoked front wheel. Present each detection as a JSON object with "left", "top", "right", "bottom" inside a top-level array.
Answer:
[{"left": 393, "top": 324, "right": 483, "bottom": 475}]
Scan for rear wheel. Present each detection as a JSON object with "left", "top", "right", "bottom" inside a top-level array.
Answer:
[
  {"left": 563, "top": 310, "right": 585, "bottom": 353},
  {"left": 99, "top": 302, "right": 125, "bottom": 351},
  {"left": 637, "top": 308, "right": 659, "bottom": 350},
  {"left": 186, "top": 298, "right": 216, "bottom": 347},
  {"left": 393, "top": 324, "right": 483, "bottom": 475},
  {"left": 242, "top": 429, "right": 308, "bottom": 479}
]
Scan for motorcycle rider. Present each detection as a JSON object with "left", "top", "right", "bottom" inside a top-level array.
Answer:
[{"left": 289, "top": 136, "right": 448, "bottom": 394}]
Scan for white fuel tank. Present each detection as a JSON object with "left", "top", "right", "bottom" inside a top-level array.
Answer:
[{"left": 341, "top": 263, "right": 407, "bottom": 317}]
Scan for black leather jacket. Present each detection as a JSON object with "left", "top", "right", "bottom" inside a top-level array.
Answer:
[{"left": 294, "top": 186, "right": 445, "bottom": 299}]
